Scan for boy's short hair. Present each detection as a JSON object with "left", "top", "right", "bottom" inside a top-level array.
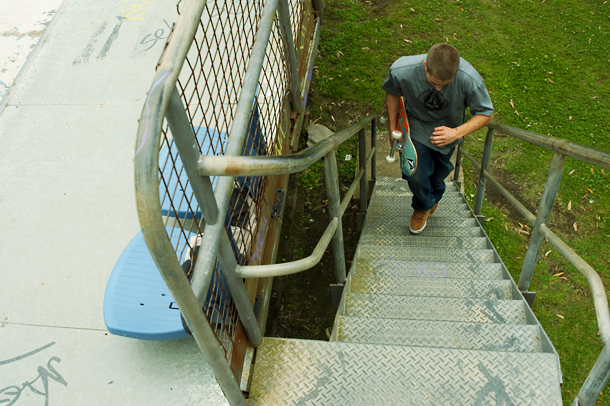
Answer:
[{"left": 426, "top": 44, "right": 460, "bottom": 81}]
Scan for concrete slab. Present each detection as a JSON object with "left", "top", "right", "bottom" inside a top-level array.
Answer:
[
  {"left": 0, "top": 0, "right": 63, "bottom": 99},
  {"left": 0, "top": 0, "right": 230, "bottom": 403},
  {"left": 0, "top": 324, "right": 228, "bottom": 405}
]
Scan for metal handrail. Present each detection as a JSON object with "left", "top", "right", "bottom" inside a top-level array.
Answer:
[
  {"left": 198, "top": 115, "right": 376, "bottom": 177},
  {"left": 458, "top": 119, "right": 610, "bottom": 406}
]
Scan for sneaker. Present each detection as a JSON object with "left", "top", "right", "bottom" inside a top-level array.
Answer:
[
  {"left": 429, "top": 202, "right": 439, "bottom": 215},
  {"left": 410, "top": 209, "right": 430, "bottom": 234}
]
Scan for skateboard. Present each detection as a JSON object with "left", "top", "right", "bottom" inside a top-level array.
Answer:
[{"left": 385, "top": 96, "right": 417, "bottom": 176}]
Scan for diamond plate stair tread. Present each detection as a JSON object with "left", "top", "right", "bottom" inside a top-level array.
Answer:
[
  {"left": 362, "top": 223, "right": 482, "bottom": 238},
  {"left": 249, "top": 338, "right": 562, "bottom": 405},
  {"left": 356, "top": 246, "right": 495, "bottom": 263},
  {"left": 349, "top": 275, "right": 511, "bottom": 299},
  {"left": 345, "top": 294, "right": 525, "bottom": 324},
  {"left": 359, "top": 234, "right": 488, "bottom": 249},
  {"left": 375, "top": 176, "right": 456, "bottom": 187},
  {"left": 368, "top": 205, "right": 472, "bottom": 217},
  {"left": 364, "top": 215, "right": 479, "bottom": 229},
  {"left": 374, "top": 189, "right": 462, "bottom": 198},
  {"left": 372, "top": 195, "right": 467, "bottom": 208},
  {"left": 336, "top": 317, "right": 542, "bottom": 353},
  {"left": 353, "top": 259, "right": 504, "bottom": 279}
]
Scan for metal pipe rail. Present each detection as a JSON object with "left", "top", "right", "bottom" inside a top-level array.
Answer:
[
  {"left": 134, "top": 0, "right": 320, "bottom": 403},
  {"left": 457, "top": 119, "right": 610, "bottom": 406},
  {"left": 198, "top": 115, "right": 376, "bottom": 177},
  {"left": 135, "top": 0, "right": 376, "bottom": 392},
  {"left": 235, "top": 218, "right": 339, "bottom": 278}
]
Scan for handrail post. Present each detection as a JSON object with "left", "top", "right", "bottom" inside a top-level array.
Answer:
[
  {"left": 474, "top": 127, "right": 495, "bottom": 216},
  {"left": 454, "top": 147, "right": 463, "bottom": 188},
  {"left": 370, "top": 117, "right": 377, "bottom": 186},
  {"left": 324, "top": 150, "right": 347, "bottom": 284},
  {"left": 165, "top": 86, "right": 219, "bottom": 224},
  {"left": 573, "top": 343, "right": 610, "bottom": 406},
  {"left": 276, "top": 0, "right": 302, "bottom": 113},
  {"left": 358, "top": 127, "right": 368, "bottom": 231},
  {"left": 518, "top": 152, "right": 566, "bottom": 296}
]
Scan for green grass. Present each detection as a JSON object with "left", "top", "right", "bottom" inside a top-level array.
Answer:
[{"left": 308, "top": 0, "right": 610, "bottom": 403}]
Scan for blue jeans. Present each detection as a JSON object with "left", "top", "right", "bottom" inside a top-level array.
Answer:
[{"left": 402, "top": 139, "right": 455, "bottom": 211}]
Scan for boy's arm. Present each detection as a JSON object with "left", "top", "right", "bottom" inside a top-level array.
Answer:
[
  {"left": 385, "top": 93, "right": 401, "bottom": 144},
  {"left": 430, "top": 113, "right": 493, "bottom": 147}
]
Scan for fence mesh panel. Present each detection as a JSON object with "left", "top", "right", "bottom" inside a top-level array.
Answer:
[{"left": 156, "top": 0, "right": 294, "bottom": 361}]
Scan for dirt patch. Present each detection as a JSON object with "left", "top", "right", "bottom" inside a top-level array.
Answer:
[{"left": 265, "top": 142, "right": 363, "bottom": 340}]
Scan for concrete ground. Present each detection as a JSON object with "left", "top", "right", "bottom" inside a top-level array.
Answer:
[{"left": 0, "top": 1, "right": 229, "bottom": 404}]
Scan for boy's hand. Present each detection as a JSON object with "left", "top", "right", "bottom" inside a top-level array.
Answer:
[{"left": 431, "top": 126, "right": 460, "bottom": 147}]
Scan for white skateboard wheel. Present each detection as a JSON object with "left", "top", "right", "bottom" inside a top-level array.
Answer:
[
  {"left": 386, "top": 155, "right": 396, "bottom": 163},
  {"left": 391, "top": 130, "right": 402, "bottom": 139}
]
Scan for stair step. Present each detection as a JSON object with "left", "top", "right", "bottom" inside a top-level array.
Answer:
[
  {"left": 359, "top": 234, "right": 488, "bottom": 249},
  {"left": 249, "top": 338, "right": 562, "bottom": 405},
  {"left": 349, "top": 275, "right": 511, "bottom": 299},
  {"left": 345, "top": 294, "right": 525, "bottom": 324},
  {"left": 362, "top": 222, "right": 482, "bottom": 237},
  {"left": 372, "top": 194, "right": 467, "bottom": 208},
  {"left": 353, "top": 259, "right": 504, "bottom": 279},
  {"left": 374, "top": 176, "right": 457, "bottom": 188},
  {"left": 356, "top": 246, "right": 495, "bottom": 263},
  {"left": 364, "top": 215, "right": 480, "bottom": 231},
  {"left": 336, "top": 317, "right": 542, "bottom": 353},
  {"left": 368, "top": 205, "right": 472, "bottom": 217}
]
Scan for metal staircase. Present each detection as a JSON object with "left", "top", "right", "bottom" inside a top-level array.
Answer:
[{"left": 248, "top": 176, "right": 563, "bottom": 405}]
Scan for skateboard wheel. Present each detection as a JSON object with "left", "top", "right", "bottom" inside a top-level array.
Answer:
[
  {"left": 391, "top": 130, "right": 402, "bottom": 139},
  {"left": 386, "top": 155, "right": 396, "bottom": 164}
]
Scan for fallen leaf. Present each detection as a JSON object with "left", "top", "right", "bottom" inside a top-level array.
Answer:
[
  {"left": 557, "top": 314, "right": 565, "bottom": 319},
  {"left": 574, "top": 222, "right": 578, "bottom": 231},
  {"left": 547, "top": 78, "right": 554, "bottom": 84},
  {"left": 554, "top": 272, "right": 565, "bottom": 277},
  {"left": 545, "top": 250, "right": 552, "bottom": 257},
  {"left": 453, "top": 33, "right": 458, "bottom": 40},
  {"left": 504, "top": 222, "right": 509, "bottom": 230},
  {"left": 515, "top": 110, "right": 520, "bottom": 116},
  {"left": 587, "top": 188, "right": 593, "bottom": 193},
  {"left": 589, "top": 38, "right": 592, "bottom": 43},
  {"left": 435, "top": 18, "right": 442, "bottom": 21},
  {"left": 404, "top": 39, "right": 412, "bottom": 43},
  {"left": 569, "top": 116, "right": 573, "bottom": 120},
  {"left": 568, "top": 200, "right": 572, "bottom": 210},
  {"left": 509, "top": 99, "right": 515, "bottom": 109},
  {"left": 485, "top": 217, "right": 494, "bottom": 222},
  {"left": 560, "top": 277, "right": 568, "bottom": 281},
  {"left": 569, "top": 169, "right": 576, "bottom": 175},
  {"left": 331, "top": 115, "right": 335, "bottom": 121}
]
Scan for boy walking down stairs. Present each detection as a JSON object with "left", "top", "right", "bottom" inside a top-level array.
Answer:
[{"left": 248, "top": 177, "right": 562, "bottom": 405}]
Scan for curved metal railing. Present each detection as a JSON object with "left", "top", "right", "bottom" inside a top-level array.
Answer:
[
  {"left": 456, "top": 120, "right": 610, "bottom": 406},
  {"left": 134, "top": 0, "right": 328, "bottom": 404}
]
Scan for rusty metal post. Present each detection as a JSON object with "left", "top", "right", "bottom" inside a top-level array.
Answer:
[{"left": 324, "top": 150, "right": 347, "bottom": 284}]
